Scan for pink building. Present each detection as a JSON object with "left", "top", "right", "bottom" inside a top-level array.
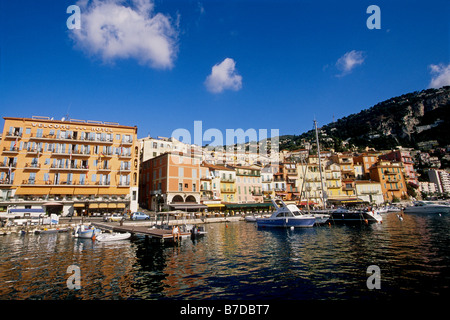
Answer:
[{"left": 232, "top": 165, "right": 263, "bottom": 203}]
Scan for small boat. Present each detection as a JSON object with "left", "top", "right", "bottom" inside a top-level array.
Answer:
[
  {"left": 244, "top": 215, "right": 257, "bottom": 222},
  {"left": 35, "top": 227, "right": 71, "bottom": 234},
  {"left": 328, "top": 207, "right": 382, "bottom": 224},
  {"left": 404, "top": 201, "right": 450, "bottom": 214},
  {"left": 95, "top": 232, "right": 131, "bottom": 242},
  {"left": 191, "top": 225, "right": 207, "bottom": 238},
  {"left": 73, "top": 225, "right": 101, "bottom": 239},
  {"left": 256, "top": 199, "right": 316, "bottom": 228},
  {"left": 386, "top": 206, "right": 401, "bottom": 213},
  {"left": 375, "top": 207, "right": 388, "bottom": 214}
]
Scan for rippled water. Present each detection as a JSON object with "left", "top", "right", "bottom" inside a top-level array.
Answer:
[{"left": 0, "top": 212, "right": 449, "bottom": 300}]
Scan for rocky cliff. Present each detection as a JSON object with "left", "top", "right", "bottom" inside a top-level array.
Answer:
[{"left": 280, "top": 86, "right": 450, "bottom": 151}]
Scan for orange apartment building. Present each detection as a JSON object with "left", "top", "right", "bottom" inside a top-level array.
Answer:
[
  {"left": 139, "top": 152, "right": 206, "bottom": 211},
  {"left": 0, "top": 116, "right": 139, "bottom": 216},
  {"left": 369, "top": 160, "right": 408, "bottom": 202}
]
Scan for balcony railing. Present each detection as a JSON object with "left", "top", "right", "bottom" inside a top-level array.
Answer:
[
  {"left": 2, "top": 147, "right": 19, "bottom": 153},
  {"left": 24, "top": 163, "right": 41, "bottom": 170}
]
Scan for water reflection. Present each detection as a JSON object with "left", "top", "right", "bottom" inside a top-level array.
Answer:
[{"left": 0, "top": 213, "right": 449, "bottom": 300}]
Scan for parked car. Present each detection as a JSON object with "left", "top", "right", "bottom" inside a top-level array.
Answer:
[
  {"left": 130, "top": 212, "right": 150, "bottom": 221},
  {"left": 103, "top": 213, "right": 125, "bottom": 222}
]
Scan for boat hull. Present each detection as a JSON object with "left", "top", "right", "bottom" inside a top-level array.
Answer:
[
  {"left": 404, "top": 206, "right": 450, "bottom": 214},
  {"left": 256, "top": 217, "right": 316, "bottom": 228},
  {"left": 95, "top": 232, "right": 131, "bottom": 242},
  {"left": 329, "top": 211, "right": 382, "bottom": 224}
]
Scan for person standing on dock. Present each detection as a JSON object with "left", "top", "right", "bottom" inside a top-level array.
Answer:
[{"left": 172, "top": 225, "right": 180, "bottom": 242}]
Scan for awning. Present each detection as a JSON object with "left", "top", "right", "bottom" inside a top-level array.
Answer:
[
  {"left": 206, "top": 203, "right": 225, "bottom": 208},
  {"left": 117, "top": 203, "right": 126, "bottom": 208},
  {"left": 225, "top": 203, "right": 273, "bottom": 209},
  {"left": 108, "top": 203, "right": 117, "bottom": 208},
  {"left": 169, "top": 203, "right": 208, "bottom": 210},
  {"left": 89, "top": 203, "right": 99, "bottom": 209},
  {"left": 43, "top": 202, "right": 63, "bottom": 206},
  {"left": 99, "top": 203, "right": 108, "bottom": 208},
  {"left": 73, "top": 203, "right": 85, "bottom": 208}
]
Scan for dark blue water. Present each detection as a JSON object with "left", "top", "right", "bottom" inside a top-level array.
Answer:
[{"left": 0, "top": 212, "right": 449, "bottom": 300}]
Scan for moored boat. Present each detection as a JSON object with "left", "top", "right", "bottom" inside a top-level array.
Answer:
[
  {"left": 95, "top": 232, "right": 131, "bottom": 242},
  {"left": 73, "top": 225, "right": 101, "bottom": 239},
  {"left": 404, "top": 201, "right": 450, "bottom": 214},
  {"left": 256, "top": 199, "right": 316, "bottom": 228},
  {"left": 328, "top": 207, "right": 382, "bottom": 224}
]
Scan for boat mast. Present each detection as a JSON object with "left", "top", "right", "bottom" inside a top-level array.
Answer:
[{"left": 314, "top": 120, "right": 327, "bottom": 209}]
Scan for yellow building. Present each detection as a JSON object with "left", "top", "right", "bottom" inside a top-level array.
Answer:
[{"left": 0, "top": 116, "right": 139, "bottom": 216}]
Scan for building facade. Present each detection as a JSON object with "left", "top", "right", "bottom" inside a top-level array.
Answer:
[
  {"left": 0, "top": 116, "right": 139, "bottom": 215},
  {"left": 355, "top": 181, "right": 384, "bottom": 205},
  {"left": 369, "top": 160, "right": 408, "bottom": 202},
  {"left": 233, "top": 165, "right": 263, "bottom": 203},
  {"left": 379, "top": 149, "right": 419, "bottom": 187}
]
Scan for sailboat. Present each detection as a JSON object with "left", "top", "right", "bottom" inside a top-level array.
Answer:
[{"left": 296, "top": 120, "right": 331, "bottom": 225}]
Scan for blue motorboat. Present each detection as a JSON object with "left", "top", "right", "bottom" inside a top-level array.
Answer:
[{"left": 256, "top": 199, "right": 316, "bottom": 228}]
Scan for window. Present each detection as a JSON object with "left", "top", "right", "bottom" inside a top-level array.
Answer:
[
  {"left": 193, "top": 183, "right": 196, "bottom": 192},
  {"left": 179, "top": 183, "right": 183, "bottom": 191},
  {"left": 25, "top": 128, "right": 31, "bottom": 134}
]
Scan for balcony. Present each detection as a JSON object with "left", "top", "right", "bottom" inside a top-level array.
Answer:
[
  {"left": 0, "top": 179, "right": 13, "bottom": 186},
  {"left": 221, "top": 177, "right": 235, "bottom": 182},
  {"left": 23, "top": 163, "right": 41, "bottom": 170},
  {"left": 120, "top": 139, "right": 133, "bottom": 146},
  {"left": 97, "top": 165, "right": 111, "bottom": 172},
  {"left": 118, "top": 152, "right": 132, "bottom": 159},
  {"left": 18, "top": 179, "right": 106, "bottom": 187},
  {"left": 70, "top": 150, "right": 91, "bottom": 157},
  {"left": 117, "top": 181, "right": 130, "bottom": 187},
  {"left": 49, "top": 164, "right": 89, "bottom": 171},
  {"left": 0, "top": 162, "right": 16, "bottom": 170},
  {"left": 2, "top": 147, "right": 19, "bottom": 154},
  {"left": 119, "top": 165, "right": 131, "bottom": 173},
  {"left": 26, "top": 147, "right": 43, "bottom": 155},
  {"left": 4, "top": 132, "right": 22, "bottom": 139},
  {"left": 220, "top": 188, "right": 235, "bottom": 193}
]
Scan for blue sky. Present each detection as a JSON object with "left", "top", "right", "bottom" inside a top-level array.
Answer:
[{"left": 0, "top": 0, "right": 449, "bottom": 143}]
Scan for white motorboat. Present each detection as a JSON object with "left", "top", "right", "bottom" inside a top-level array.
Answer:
[
  {"left": 386, "top": 206, "right": 402, "bottom": 212},
  {"left": 244, "top": 215, "right": 257, "bottom": 222},
  {"left": 95, "top": 232, "right": 131, "bottom": 242},
  {"left": 404, "top": 201, "right": 450, "bottom": 214},
  {"left": 256, "top": 199, "right": 316, "bottom": 228}
]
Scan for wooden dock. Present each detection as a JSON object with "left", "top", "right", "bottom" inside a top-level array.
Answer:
[{"left": 92, "top": 222, "right": 191, "bottom": 242}]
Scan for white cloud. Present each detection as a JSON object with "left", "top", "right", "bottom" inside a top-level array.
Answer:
[
  {"left": 205, "top": 58, "right": 242, "bottom": 93},
  {"left": 335, "top": 50, "right": 365, "bottom": 76},
  {"left": 71, "top": 0, "right": 178, "bottom": 69},
  {"left": 429, "top": 63, "right": 450, "bottom": 88}
]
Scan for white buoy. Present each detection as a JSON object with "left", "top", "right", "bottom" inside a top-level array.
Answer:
[{"left": 290, "top": 226, "right": 294, "bottom": 230}]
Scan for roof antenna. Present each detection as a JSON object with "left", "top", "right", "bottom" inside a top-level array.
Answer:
[{"left": 62, "top": 103, "right": 71, "bottom": 121}]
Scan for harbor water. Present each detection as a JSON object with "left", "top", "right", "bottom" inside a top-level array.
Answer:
[{"left": 0, "top": 212, "right": 449, "bottom": 300}]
